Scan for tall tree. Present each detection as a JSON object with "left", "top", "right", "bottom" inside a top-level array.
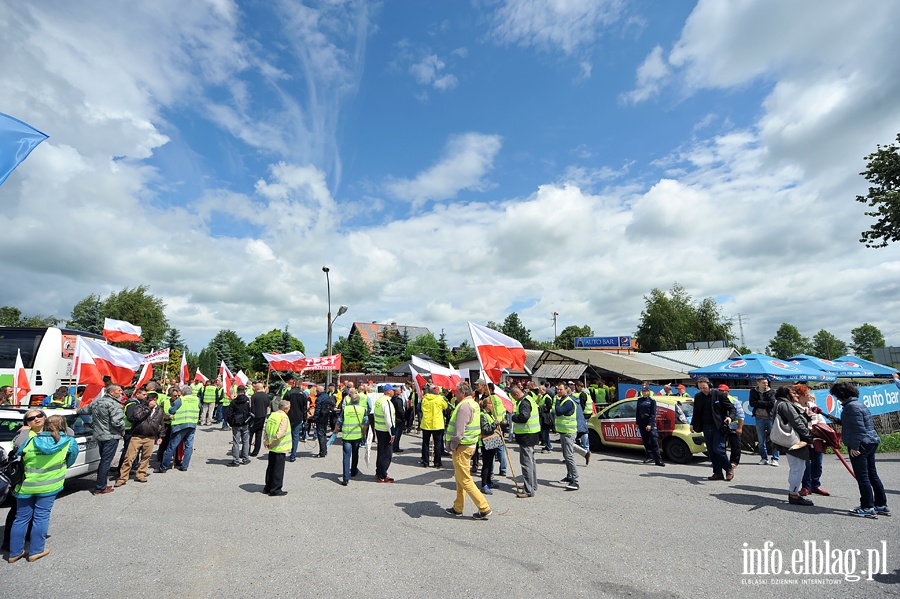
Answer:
[
  {"left": 102, "top": 285, "right": 169, "bottom": 352},
  {"left": 67, "top": 294, "right": 104, "bottom": 334},
  {"left": 634, "top": 283, "right": 733, "bottom": 352},
  {"left": 451, "top": 339, "right": 477, "bottom": 363},
  {"left": 163, "top": 328, "right": 185, "bottom": 350},
  {"left": 345, "top": 329, "right": 371, "bottom": 365},
  {"left": 810, "top": 330, "right": 848, "bottom": 360},
  {"left": 500, "top": 312, "right": 535, "bottom": 347},
  {"left": 248, "top": 328, "right": 305, "bottom": 372},
  {"left": 405, "top": 332, "right": 443, "bottom": 362},
  {"left": 197, "top": 347, "right": 218, "bottom": 381},
  {"left": 857, "top": 133, "right": 900, "bottom": 248},
  {"left": 436, "top": 329, "right": 451, "bottom": 364},
  {"left": 556, "top": 325, "right": 593, "bottom": 350},
  {"left": 363, "top": 338, "right": 387, "bottom": 375},
  {"left": 850, "top": 323, "right": 886, "bottom": 360},
  {"left": 766, "top": 323, "right": 811, "bottom": 359},
  {"left": 209, "top": 329, "right": 249, "bottom": 373}
]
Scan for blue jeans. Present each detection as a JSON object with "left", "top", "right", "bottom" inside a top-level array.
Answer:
[
  {"left": 11, "top": 494, "right": 56, "bottom": 556},
  {"left": 95, "top": 438, "right": 120, "bottom": 491},
  {"left": 497, "top": 439, "right": 507, "bottom": 474},
  {"left": 755, "top": 418, "right": 780, "bottom": 461},
  {"left": 849, "top": 442, "right": 886, "bottom": 509},
  {"left": 290, "top": 423, "right": 304, "bottom": 459},
  {"left": 231, "top": 425, "right": 250, "bottom": 462},
  {"left": 541, "top": 427, "right": 552, "bottom": 451},
  {"left": 703, "top": 426, "right": 731, "bottom": 476},
  {"left": 803, "top": 450, "right": 824, "bottom": 491},
  {"left": 161, "top": 427, "right": 196, "bottom": 471},
  {"left": 342, "top": 438, "right": 361, "bottom": 482}
]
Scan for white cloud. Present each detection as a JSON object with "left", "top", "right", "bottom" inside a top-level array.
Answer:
[
  {"left": 409, "top": 54, "right": 459, "bottom": 91},
  {"left": 621, "top": 45, "right": 670, "bottom": 104},
  {"left": 489, "top": 0, "right": 624, "bottom": 55},
  {"left": 384, "top": 133, "right": 503, "bottom": 208}
]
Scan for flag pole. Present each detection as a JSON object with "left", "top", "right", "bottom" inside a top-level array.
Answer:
[{"left": 265, "top": 364, "right": 272, "bottom": 390}]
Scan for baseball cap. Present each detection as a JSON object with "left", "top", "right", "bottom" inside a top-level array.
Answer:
[
  {"left": 677, "top": 384, "right": 686, "bottom": 390},
  {"left": 718, "top": 384, "right": 730, "bottom": 392},
  {"left": 382, "top": 384, "right": 395, "bottom": 392}
]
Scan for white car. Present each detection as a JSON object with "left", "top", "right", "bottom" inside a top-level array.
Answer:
[{"left": 0, "top": 407, "right": 101, "bottom": 483}]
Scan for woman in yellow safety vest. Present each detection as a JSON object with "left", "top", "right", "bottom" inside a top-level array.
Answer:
[{"left": 8, "top": 413, "right": 79, "bottom": 563}]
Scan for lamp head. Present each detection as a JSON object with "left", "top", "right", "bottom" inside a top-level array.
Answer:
[
  {"left": 322, "top": 266, "right": 330, "bottom": 273},
  {"left": 337, "top": 305, "right": 348, "bottom": 316}
]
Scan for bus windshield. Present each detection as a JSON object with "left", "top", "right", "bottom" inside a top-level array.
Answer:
[{"left": 0, "top": 329, "right": 45, "bottom": 368}]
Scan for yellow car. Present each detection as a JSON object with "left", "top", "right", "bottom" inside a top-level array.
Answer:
[{"left": 587, "top": 397, "right": 706, "bottom": 463}]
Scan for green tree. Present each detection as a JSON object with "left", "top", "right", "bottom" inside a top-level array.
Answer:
[
  {"left": 857, "top": 133, "right": 900, "bottom": 248},
  {"left": 163, "top": 328, "right": 185, "bottom": 350},
  {"left": 500, "top": 312, "right": 535, "bottom": 348},
  {"left": 197, "top": 347, "right": 218, "bottom": 380},
  {"left": 850, "top": 323, "right": 885, "bottom": 360},
  {"left": 166, "top": 348, "right": 182, "bottom": 381},
  {"left": 67, "top": 294, "right": 104, "bottom": 334},
  {"left": 248, "top": 328, "right": 305, "bottom": 372},
  {"left": 102, "top": 286, "right": 169, "bottom": 352},
  {"left": 380, "top": 328, "right": 406, "bottom": 367},
  {"left": 0, "top": 306, "right": 61, "bottom": 327},
  {"left": 556, "top": 324, "right": 593, "bottom": 350},
  {"left": 363, "top": 338, "right": 387, "bottom": 375},
  {"left": 634, "top": 283, "right": 733, "bottom": 352},
  {"left": 451, "top": 339, "right": 477, "bottom": 363},
  {"left": 405, "top": 332, "right": 443, "bottom": 362},
  {"left": 436, "top": 330, "right": 451, "bottom": 364},
  {"left": 766, "top": 323, "right": 811, "bottom": 359},
  {"left": 344, "top": 329, "right": 371, "bottom": 365},
  {"left": 209, "top": 329, "right": 249, "bottom": 373},
  {"left": 810, "top": 330, "right": 848, "bottom": 360}
]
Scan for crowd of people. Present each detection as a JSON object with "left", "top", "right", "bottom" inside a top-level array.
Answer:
[{"left": 2, "top": 372, "right": 894, "bottom": 562}]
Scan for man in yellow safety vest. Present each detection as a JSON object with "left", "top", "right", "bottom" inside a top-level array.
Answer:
[{"left": 263, "top": 400, "right": 291, "bottom": 496}]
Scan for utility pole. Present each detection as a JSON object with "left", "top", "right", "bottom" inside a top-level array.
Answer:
[
  {"left": 737, "top": 313, "right": 747, "bottom": 349},
  {"left": 552, "top": 312, "right": 559, "bottom": 348}
]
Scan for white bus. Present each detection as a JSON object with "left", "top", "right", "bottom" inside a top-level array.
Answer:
[{"left": 0, "top": 326, "right": 106, "bottom": 406}]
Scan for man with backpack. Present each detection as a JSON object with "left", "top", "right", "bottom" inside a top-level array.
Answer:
[{"left": 226, "top": 386, "right": 252, "bottom": 466}]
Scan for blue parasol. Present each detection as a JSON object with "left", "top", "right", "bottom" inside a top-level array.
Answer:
[
  {"left": 833, "top": 355, "right": 898, "bottom": 377},
  {"left": 787, "top": 354, "right": 874, "bottom": 378},
  {"left": 688, "top": 353, "right": 837, "bottom": 382}
]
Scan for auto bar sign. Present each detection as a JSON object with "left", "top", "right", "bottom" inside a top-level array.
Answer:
[{"left": 574, "top": 336, "right": 632, "bottom": 348}]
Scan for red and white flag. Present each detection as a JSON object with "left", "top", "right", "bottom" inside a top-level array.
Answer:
[
  {"left": 492, "top": 385, "right": 514, "bottom": 413},
  {"left": 194, "top": 369, "right": 208, "bottom": 383},
  {"left": 411, "top": 355, "right": 461, "bottom": 390},
  {"left": 102, "top": 318, "right": 143, "bottom": 343},
  {"left": 467, "top": 321, "right": 526, "bottom": 386},
  {"left": 134, "top": 363, "right": 153, "bottom": 390},
  {"left": 262, "top": 351, "right": 307, "bottom": 371},
  {"left": 13, "top": 349, "right": 31, "bottom": 406},
  {"left": 219, "top": 361, "right": 236, "bottom": 399},
  {"left": 179, "top": 353, "right": 189, "bottom": 386},
  {"left": 74, "top": 336, "right": 143, "bottom": 407},
  {"left": 235, "top": 370, "right": 250, "bottom": 386}
]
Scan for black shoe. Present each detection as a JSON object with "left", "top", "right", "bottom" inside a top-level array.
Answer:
[
  {"left": 655, "top": 462, "right": 665, "bottom": 467},
  {"left": 176, "top": 466, "right": 187, "bottom": 472},
  {"left": 269, "top": 490, "right": 288, "bottom": 497},
  {"left": 643, "top": 458, "right": 652, "bottom": 464},
  {"left": 350, "top": 470, "right": 358, "bottom": 477},
  {"left": 341, "top": 480, "right": 348, "bottom": 486},
  {"left": 789, "top": 495, "right": 813, "bottom": 506},
  {"left": 287, "top": 457, "right": 296, "bottom": 462},
  {"left": 241, "top": 458, "right": 251, "bottom": 465},
  {"left": 227, "top": 462, "right": 240, "bottom": 467},
  {"left": 395, "top": 448, "right": 404, "bottom": 453},
  {"left": 445, "top": 507, "right": 464, "bottom": 517}
]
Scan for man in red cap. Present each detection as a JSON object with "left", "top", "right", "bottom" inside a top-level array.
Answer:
[
  {"left": 718, "top": 384, "right": 745, "bottom": 471},
  {"left": 675, "top": 384, "right": 690, "bottom": 398}
]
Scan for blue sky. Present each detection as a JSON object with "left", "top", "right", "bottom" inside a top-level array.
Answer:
[{"left": 1, "top": 0, "right": 899, "bottom": 356}]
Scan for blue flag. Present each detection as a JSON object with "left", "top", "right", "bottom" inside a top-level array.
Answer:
[{"left": 0, "top": 112, "right": 48, "bottom": 187}]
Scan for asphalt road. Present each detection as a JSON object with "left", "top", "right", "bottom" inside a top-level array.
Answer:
[{"left": 3, "top": 427, "right": 899, "bottom": 598}]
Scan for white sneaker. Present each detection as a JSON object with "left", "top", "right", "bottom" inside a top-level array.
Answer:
[
  {"left": 758, "top": 458, "right": 768, "bottom": 465},
  {"left": 770, "top": 459, "right": 779, "bottom": 467}
]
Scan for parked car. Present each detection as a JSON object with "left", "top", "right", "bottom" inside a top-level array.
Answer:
[
  {"left": 0, "top": 407, "right": 100, "bottom": 488},
  {"left": 587, "top": 397, "right": 706, "bottom": 463}
]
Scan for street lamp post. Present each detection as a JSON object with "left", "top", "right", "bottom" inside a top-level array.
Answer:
[
  {"left": 552, "top": 312, "right": 559, "bottom": 348},
  {"left": 323, "top": 266, "right": 348, "bottom": 386}
]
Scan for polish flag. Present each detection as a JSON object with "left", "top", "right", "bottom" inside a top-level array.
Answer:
[
  {"left": 235, "top": 370, "right": 250, "bottom": 386},
  {"left": 262, "top": 351, "right": 307, "bottom": 372},
  {"left": 409, "top": 367, "right": 425, "bottom": 396},
  {"left": 219, "top": 361, "right": 236, "bottom": 399},
  {"left": 13, "top": 349, "right": 31, "bottom": 406},
  {"left": 178, "top": 353, "right": 189, "bottom": 386},
  {"left": 74, "top": 336, "right": 142, "bottom": 406},
  {"left": 492, "top": 385, "right": 514, "bottom": 413},
  {"left": 194, "top": 369, "right": 208, "bottom": 383},
  {"left": 102, "top": 318, "right": 143, "bottom": 343},
  {"left": 467, "top": 322, "right": 526, "bottom": 385},
  {"left": 135, "top": 363, "right": 153, "bottom": 390},
  {"left": 411, "top": 355, "right": 461, "bottom": 390}
]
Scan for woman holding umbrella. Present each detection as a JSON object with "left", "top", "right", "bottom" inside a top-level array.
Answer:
[{"left": 831, "top": 382, "right": 890, "bottom": 518}]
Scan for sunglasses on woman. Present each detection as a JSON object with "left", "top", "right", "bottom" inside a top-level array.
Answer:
[{"left": 26, "top": 413, "right": 46, "bottom": 423}]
